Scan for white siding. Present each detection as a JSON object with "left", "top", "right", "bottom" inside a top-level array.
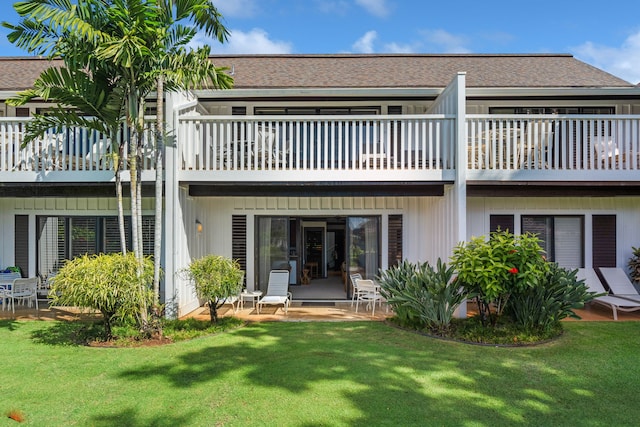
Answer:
[
  {"left": 0, "top": 196, "right": 155, "bottom": 277},
  {"left": 467, "top": 196, "right": 640, "bottom": 269},
  {"left": 171, "top": 192, "right": 460, "bottom": 314}
]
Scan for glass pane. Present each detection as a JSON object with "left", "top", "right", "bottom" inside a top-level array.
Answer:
[
  {"left": 522, "top": 216, "right": 553, "bottom": 260},
  {"left": 70, "top": 217, "right": 97, "bottom": 257},
  {"left": 37, "top": 216, "right": 66, "bottom": 280},
  {"left": 554, "top": 217, "right": 583, "bottom": 268},
  {"left": 256, "top": 217, "right": 289, "bottom": 291},
  {"left": 347, "top": 217, "right": 380, "bottom": 280}
]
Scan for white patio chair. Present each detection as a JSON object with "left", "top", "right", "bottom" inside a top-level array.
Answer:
[
  {"left": 257, "top": 270, "right": 292, "bottom": 314},
  {"left": 577, "top": 268, "right": 640, "bottom": 320},
  {"left": 349, "top": 272, "right": 363, "bottom": 307},
  {"left": 354, "top": 279, "right": 383, "bottom": 316},
  {"left": 599, "top": 268, "right": 640, "bottom": 303},
  {"left": 4, "top": 277, "right": 39, "bottom": 314}
]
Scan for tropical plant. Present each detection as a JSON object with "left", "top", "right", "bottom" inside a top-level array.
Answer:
[
  {"left": 183, "top": 255, "right": 244, "bottom": 323},
  {"left": 377, "top": 260, "right": 422, "bottom": 326},
  {"left": 628, "top": 246, "right": 640, "bottom": 284},
  {"left": 4, "top": 0, "right": 234, "bottom": 316},
  {"left": 378, "top": 259, "right": 467, "bottom": 333},
  {"left": 450, "top": 230, "right": 550, "bottom": 326},
  {"left": 50, "top": 253, "right": 154, "bottom": 340},
  {"left": 147, "top": 0, "right": 233, "bottom": 308},
  {"left": 505, "top": 264, "right": 597, "bottom": 333}
]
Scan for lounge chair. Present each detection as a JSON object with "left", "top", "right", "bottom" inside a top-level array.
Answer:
[
  {"left": 576, "top": 268, "right": 640, "bottom": 320},
  {"left": 598, "top": 267, "right": 640, "bottom": 304},
  {"left": 257, "top": 270, "right": 292, "bottom": 314}
]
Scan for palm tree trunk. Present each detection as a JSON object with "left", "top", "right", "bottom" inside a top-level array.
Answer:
[{"left": 116, "top": 139, "right": 127, "bottom": 253}]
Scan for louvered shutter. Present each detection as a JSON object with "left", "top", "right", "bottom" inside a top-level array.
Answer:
[
  {"left": 14, "top": 215, "right": 29, "bottom": 277},
  {"left": 490, "top": 215, "right": 514, "bottom": 233},
  {"left": 232, "top": 215, "right": 247, "bottom": 279},
  {"left": 388, "top": 214, "right": 403, "bottom": 267},
  {"left": 593, "top": 215, "right": 616, "bottom": 268}
]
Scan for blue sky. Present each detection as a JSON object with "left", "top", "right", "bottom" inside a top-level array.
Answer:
[{"left": 0, "top": 0, "right": 639, "bottom": 84}]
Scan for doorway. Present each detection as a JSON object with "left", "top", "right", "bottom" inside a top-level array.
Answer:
[{"left": 256, "top": 215, "right": 380, "bottom": 300}]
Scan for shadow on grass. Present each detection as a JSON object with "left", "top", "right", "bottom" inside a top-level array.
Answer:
[
  {"left": 111, "top": 321, "right": 640, "bottom": 426},
  {"left": 0, "top": 318, "right": 22, "bottom": 331},
  {"left": 91, "top": 407, "right": 196, "bottom": 427},
  {"left": 30, "top": 320, "right": 104, "bottom": 346}
]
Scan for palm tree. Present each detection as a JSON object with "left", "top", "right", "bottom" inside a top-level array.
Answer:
[
  {"left": 4, "top": 2, "right": 130, "bottom": 252},
  {"left": 3, "top": 0, "right": 234, "bottom": 318},
  {"left": 148, "top": 0, "right": 233, "bottom": 307}
]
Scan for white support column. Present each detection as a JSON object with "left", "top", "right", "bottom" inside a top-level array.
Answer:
[
  {"left": 163, "top": 92, "right": 180, "bottom": 318},
  {"left": 454, "top": 72, "right": 467, "bottom": 319}
]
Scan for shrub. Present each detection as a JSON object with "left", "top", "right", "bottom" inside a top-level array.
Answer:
[
  {"left": 50, "top": 252, "right": 154, "bottom": 340},
  {"left": 378, "top": 259, "right": 467, "bottom": 334},
  {"left": 377, "top": 260, "right": 422, "bottom": 326},
  {"left": 450, "top": 230, "right": 549, "bottom": 326},
  {"left": 628, "top": 246, "right": 640, "bottom": 285},
  {"left": 506, "top": 264, "right": 597, "bottom": 334},
  {"left": 183, "top": 255, "right": 244, "bottom": 323}
]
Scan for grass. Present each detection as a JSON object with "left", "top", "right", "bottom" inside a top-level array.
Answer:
[{"left": 1, "top": 320, "right": 640, "bottom": 426}]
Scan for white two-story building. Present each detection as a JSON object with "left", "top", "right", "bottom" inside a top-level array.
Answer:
[{"left": 1, "top": 54, "right": 639, "bottom": 316}]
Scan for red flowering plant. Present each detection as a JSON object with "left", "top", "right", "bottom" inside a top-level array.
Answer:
[{"left": 451, "top": 230, "right": 549, "bottom": 326}]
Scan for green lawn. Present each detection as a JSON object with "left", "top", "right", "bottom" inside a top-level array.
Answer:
[{"left": 1, "top": 320, "right": 639, "bottom": 426}]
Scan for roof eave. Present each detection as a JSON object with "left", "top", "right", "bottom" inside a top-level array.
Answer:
[
  {"left": 192, "top": 87, "right": 444, "bottom": 99},
  {"left": 467, "top": 87, "right": 640, "bottom": 98}
]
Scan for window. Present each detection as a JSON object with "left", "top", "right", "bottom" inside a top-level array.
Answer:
[
  {"left": 489, "top": 107, "right": 614, "bottom": 115},
  {"left": 36, "top": 216, "right": 154, "bottom": 280},
  {"left": 521, "top": 215, "right": 584, "bottom": 268},
  {"left": 254, "top": 107, "right": 380, "bottom": 115}
]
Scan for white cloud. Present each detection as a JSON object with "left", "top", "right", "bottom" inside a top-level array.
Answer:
[
  {"left": 419, "top": 29, "right": 471, "bottom": 54},
  {"left": 355, "top": 0, "right": 390, "bottom": 18},
  {"left": 315, "top": 0, "right": 350, "bottom": 16},
  {"left": 191, "top": 28, "right": 293, "bottom": 54},
  {"left": 572, "top": 31, "right": 640, "bottom": 85},
  {"left": 352, "top": 30, "right": 377, "bottom": 53},
  {"left": 383, "top": 42, "right": 417, "bottom": 53},
  {"left": 214, "top": 0, "right": 259, "bottom": 18}
]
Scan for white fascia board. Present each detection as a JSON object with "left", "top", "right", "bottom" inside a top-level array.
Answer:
[
  {"left": 192, "top": 87, "right": 444, "bottom": 99},
  {"left": 467, "top": 87, "right": 640, "bottom": 98}
]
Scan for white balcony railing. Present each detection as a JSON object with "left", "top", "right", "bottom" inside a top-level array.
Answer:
[
  {"left": 467, "top": 115, "right": 640, "bottom": 173},
  {"left": 178, "top": 115, "right": 456, "bottom": 176},
  {"left": 0, "top": 118, "right": 156, "bottom": 174},
  {"left": 4, "top": 114, "right": 640, "bottom": 182}
]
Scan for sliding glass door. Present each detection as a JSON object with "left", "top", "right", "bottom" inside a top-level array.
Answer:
[
  {"left": 256, "top": 217, "right": 289, "bottom": 291},
  {"left": 347, "top": 216, "right": 380, "bottom": 284}
]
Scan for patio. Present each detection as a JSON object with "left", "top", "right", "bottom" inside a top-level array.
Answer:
[{"left": 2, "top": 299, "right": 640, "bottom": 322}]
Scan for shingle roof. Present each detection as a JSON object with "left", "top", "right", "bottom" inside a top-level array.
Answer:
[{"left": 0, "top": 53, "right": 633, "bottom": 91}]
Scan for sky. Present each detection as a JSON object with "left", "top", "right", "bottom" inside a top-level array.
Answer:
[{"left": 0, "top": 0, "right": 639, "bottom": 84}]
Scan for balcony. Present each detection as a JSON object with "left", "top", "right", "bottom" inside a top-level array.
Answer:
[
  {"left": 3, "top": 114, "right": 640, "bottom": 185},
  {"left": 0, "top": 118, "right": 156, "bottom": 183},
  {"left": 467, "top": 115, "right": 640, "bottom": 182},
  {"left": 177, "top": 115, "right": 457, "bottom": 182}
]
